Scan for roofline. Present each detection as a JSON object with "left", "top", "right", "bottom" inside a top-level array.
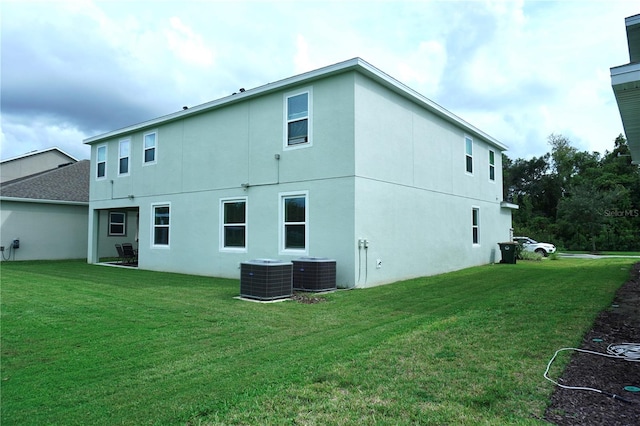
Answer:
[
  {"left": 84, "top": 57, "right": 508, "bottom": 151},
  {"left": 626, "top": 14, "right": 640, "bottom": 26},
  {"left": 0, "top": 196, "right": 88, "bottom": 206},
  {"left": 0, "top": 146, "right": 79, "bottom": 163}
]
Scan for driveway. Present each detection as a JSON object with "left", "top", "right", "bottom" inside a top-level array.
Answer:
[{"left": 558, "top": 253, "right": 640, "bottom": 259}]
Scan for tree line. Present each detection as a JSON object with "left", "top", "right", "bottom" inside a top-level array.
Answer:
[{"left": 503, "top": 134, "right": 640, "bottom": 252}]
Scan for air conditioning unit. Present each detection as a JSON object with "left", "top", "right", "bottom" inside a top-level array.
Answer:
[
  {"left": 240, "top": 259, "right": 293, "bottom": 301},
  {"left": 292, "top": 257, "right": 336, "bottom": 292}
]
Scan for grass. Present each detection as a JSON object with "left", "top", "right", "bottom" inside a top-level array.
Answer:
[{"left": 1, "top": 258, "right": 636, "bottom": 425}]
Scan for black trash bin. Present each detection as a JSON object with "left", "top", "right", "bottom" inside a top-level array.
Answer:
[{"left": 498, "top": 242, "right": 517, "bottom": 264}]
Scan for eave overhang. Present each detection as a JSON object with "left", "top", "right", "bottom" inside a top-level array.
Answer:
[{"left": 84, "top": 58, "right": 508, "bottom": 152}]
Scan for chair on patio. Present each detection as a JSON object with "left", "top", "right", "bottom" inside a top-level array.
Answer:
[
  {"left": 122, "top": 243, "right": 138, "bottom": 264},
  {"left": 115, "top": 244, "right": 127, "bottom": 264}
]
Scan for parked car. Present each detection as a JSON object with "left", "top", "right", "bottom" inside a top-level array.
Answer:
[{"left": 513, "top": 237, "right": 556, "bottom": 257}]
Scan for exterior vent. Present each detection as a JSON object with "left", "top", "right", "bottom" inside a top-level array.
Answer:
[
  {"left": 292, "top": 257, "right": 336, "bottom": 292},
  {"left": 240, "top": 259, "right": 292, "bottom": 300}
]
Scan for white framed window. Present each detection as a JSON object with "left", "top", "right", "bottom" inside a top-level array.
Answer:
[
  {"left": 143, "top": 131, "right": 157, "bottom": 165},
  {"left": 284, "top": 88, "right": 312, "bottom": 149},
  {"left": 489, "top": 150, "right": 495, "bottom": 181},
  {"left": 472, "top": 207, "right": 480, "bottom": 245},
  {"left": 220, "top": 198, "right": 247, "bottom": 251},
  {"left": 109, "top": 211, "right": 126, "bottom": 236},
  {"left": 96, "top": 145, "right": 107, "bottom": 179},
  {"left": 151, "top": 203, "right": 170, "bottom": 247},
  {"left": 280, "top": 191, "right": 308, "bottom": 254},
  {"left": 119, "top": 138, "right": 130, "bottom": 176},
  {"left": 465, "top": 136, "right": 473, "bottom": 174}
]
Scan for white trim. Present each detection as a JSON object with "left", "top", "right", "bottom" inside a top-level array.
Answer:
[
  {"left": 143, "top": 130, "right": 158, "bottom": 165},
  {"left": 108, "top": 211, "right": 127, "bottom": 236},
  {"left": 0, "top": 196, "right": 88, "bottom": 206},
  {"left": 0, "top": 147, "right": 79, "bottom": 164},
  {"left": 279, "top": 190, "right": 309, "bottom": 255},
  {"left": 118, "top": 138, "right": 131, "bottom": 176},
  {"left": 83, "top": 58, "right": 507, "bottom": 151},
  {"left": 283, "top": 87, "right": 313, "bottom": 150},
  {"left": 96, "top": 144, "right": 107, "bottom": 180},
  {"left": 464, "top": 135, "right": 474, "bottom": 175},
  {"left": 219, "top": 197, "right": 248, "bottom": 253},
  {"left": 488, "top": 149, "right": 496, "bottom": 182},
  {"left": 472, "top": 206, "right": 480, "bottom": 246},
  {"left": 151, "top": 202, "right": 171, "bottom": 248}
]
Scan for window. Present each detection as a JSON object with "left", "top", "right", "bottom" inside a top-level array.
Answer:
[
  {"left": 489, "top": 150, "right": 495, "bottom": 181},
  {"left": 119, "top": 139, "right": 130, "bottom": 175},
  {"left": 144, "top": 131, "right": 157, "bottom": 164},
  {"left": 472, "top": 207, "right": 480, "bottom": 245},
  {"left": 152, "top": 204, "right": 170, "bottom": 247},
  {"left": 96, "top": 145, "right": 107, "bottom": 179},
  {"left": 109, "top": 212, "right": 126, "bottom": 236},
  {"left": 281, "top": 192, "right": 308, "bottom": 252},
  {"left": 465, "top": 136, "right": 473, "bottom": 174},
  {"left": 285, "top": 89, "right": 312, "bottom": 148},
  {"left": 221, "top": 198, "right": 247, "bottom": 250}
]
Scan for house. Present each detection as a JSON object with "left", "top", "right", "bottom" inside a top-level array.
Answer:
[
  {"left": 84, "top": 58, "right": 515, "bottom": 287},
  {"left": 1, "top": 147, "right": 78, "bottom": 183},
  {"left": 0, "top": 159, "right": 90, "bottom": 261},
  {"left": 611, "top": 14, "right": 640, "bottom": 164}
]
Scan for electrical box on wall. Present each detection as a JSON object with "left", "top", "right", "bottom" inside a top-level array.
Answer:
[{"left": 12, "top": 239, "right": 20, "bottom": 249}]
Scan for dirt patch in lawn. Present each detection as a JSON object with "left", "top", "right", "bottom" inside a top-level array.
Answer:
[{"left": 544, "top": 262, "right": 640, "bottom": 425}]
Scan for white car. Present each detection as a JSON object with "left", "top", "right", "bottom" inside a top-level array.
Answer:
[{"left": 513, "top": 237, "right": 556, "bottom": 257}]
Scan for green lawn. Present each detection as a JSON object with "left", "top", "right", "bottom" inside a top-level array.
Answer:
[{"left": 1, "top": 258, "right": 636, "bottom": 425}]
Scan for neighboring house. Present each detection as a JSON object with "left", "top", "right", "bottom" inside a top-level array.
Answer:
[
  {"left": 0, "top": 160, "right": 90, "bottom": 261},
  {"left": 85, "top": 58, "right": 516, "bottom": 288},
  {"left": 1, "top": 147, "right": 78, "bottom": 183},
  {"left": 611, "top": 14, "right": 640, "bottom": 164}
]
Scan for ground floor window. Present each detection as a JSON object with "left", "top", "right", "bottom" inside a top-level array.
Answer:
[
  {"left": 109, "top": 211, "right": 126, "bottom": 236},
  {"left": 281, "top": 192, "right": 308, "bottom": 252},
  {"left": 472, "top": 207, "right": 480, "bottom": 244},
  {"left": 221, "top": 198, "right": 247, "bottom": 250},
  {"left": 152, "top": 204, "right": 170, "bottom": 246}
]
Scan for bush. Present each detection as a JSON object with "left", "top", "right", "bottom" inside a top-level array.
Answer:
[{"left": 519, "top": 250, "right": 543, "bottom": 261}]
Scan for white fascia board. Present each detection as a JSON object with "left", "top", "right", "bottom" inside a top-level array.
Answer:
[
  {"left": 500, "top": 201, "right": 519, "bottom": 210},
  {"left": 626, "top": 14, "right": 640, "bottom": 26},
  {"left": 611, "top": 63, "right": 640, "bottom": 85},
  {"left": 84, "top": 57, "right": 508, "bottom": 151},
  {"left": 0, "top": 196, "right": 88, "bottom": 206},
  {"left": 1, "top": 147, "right": 79, "bottom": 163}
]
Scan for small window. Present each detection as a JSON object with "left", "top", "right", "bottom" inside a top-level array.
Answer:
[
  {"left": 285, "top": 90, "right": 312, "bottom": 148},
  {"left": 281, "top": 192, "right": 307, "bottom": 252},
  {"left": 472, "top": 207, "right": 480, "bottom": 245},
  {"left": 109, "top": 212, "right": 126, "bottom": 236},
  {"left": 489, "top": 150, "right": 495, "bottom": 181},
  {"left": 97, "top": 145, "right": 107, "bottom": 179},
  {"left": 144, "top": 131, "right": 157, "bottom": 164},
  {"left": 119, "top": 139, "right": 130, "bottom": 175},
  {"left": 465, "top": 137, "right": 473, "bottom": 174},
  {"left": 152, "top": 204, "right": 170, "bottom": 247},
  {"left": 221, "top": 199, "right": 247, "bottom": 250}
]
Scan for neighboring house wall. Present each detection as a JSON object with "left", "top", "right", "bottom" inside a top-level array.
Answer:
[
  {"left": 1, "top": 148, "right": 77, "bottom": 183},
  {"left": 86, "top": 59, "right": 513, "bottom": 287},
  {"left": 0, "top": 199, "right": 88, "bottom": 261}
]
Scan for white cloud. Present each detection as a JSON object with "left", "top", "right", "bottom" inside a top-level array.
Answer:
[{"left": 165, "top": 16, "right": 215, "bottom": 67}]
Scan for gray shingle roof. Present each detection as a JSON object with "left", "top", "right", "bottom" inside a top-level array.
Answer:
[{"left": 0, "top": 160, "right": 89, "bottom": 202}]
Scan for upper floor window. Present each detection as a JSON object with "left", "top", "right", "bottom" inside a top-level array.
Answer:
[
  {"left": 96, "top": 145, "right": 107, "bottom": 179},
  {"left": 281, "top": 192, "right": 308, "bottom": 253},
  {"left": 119, "top": 139, "right": 130, "bottom": 176},
  {"left": 221, "top": 198, "right": 247, "bottom": 251},
  {"left": 152, "top": 203, "right": 170, "bottom": 247},
  {"left": 285, "top": 89, "right": 312, "bottom": 148},
  {"left": 489, "top": 150, "right": 495, "bottom": 181},
  {"left": 109, "top": 211, "right": 126, "bottom": 236},
  {"left": 465, "top": 136, "right": 473, "bottom": 174},
  {"left": 472, "top": 207, "right": 480, "bottom": 245},
  {"left": 144, "top": 131, "right": 157, "bottom": 164}
]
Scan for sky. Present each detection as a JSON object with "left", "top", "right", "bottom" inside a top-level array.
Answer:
[{"left": 1, "top": 0, "right": 637, "bottom": 162}]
